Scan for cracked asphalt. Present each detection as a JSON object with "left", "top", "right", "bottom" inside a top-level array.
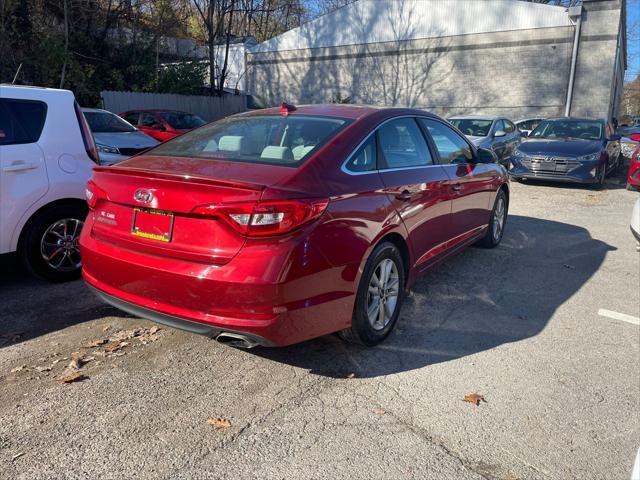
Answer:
[{"left": 0, "top": 172, "right": 638, "bottom": 480}]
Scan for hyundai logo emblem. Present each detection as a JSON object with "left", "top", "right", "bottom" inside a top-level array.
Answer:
[{"left": 133, "top": 188, "right": 154, "bottom": 204}]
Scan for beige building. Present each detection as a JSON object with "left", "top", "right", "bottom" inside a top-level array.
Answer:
[{"left": 247, "top": 0, "right": 627, "bottom": 121}]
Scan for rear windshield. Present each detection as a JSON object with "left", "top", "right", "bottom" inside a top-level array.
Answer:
[
  {"left": 530, "top": 120, "right": 603, "bottom": 141},
  {"left": 149, "top": 115, "right": 350, "bottom": 166},
  {"left": 84, "top": 111, "right": 136, "bottom": 133},
  {"left": 448, "top": 119, "right": 493, "bottom": 137},
  {"left": 160, "top": 112, "right": 206, "bottom": 129}
]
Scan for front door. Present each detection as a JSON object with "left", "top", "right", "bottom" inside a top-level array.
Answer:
[
  {"left": 418, "top": 118, "right": 495, "bottom": 248},
  {"left": 0, "top": 98, "right": 48, "bottom": 254}
]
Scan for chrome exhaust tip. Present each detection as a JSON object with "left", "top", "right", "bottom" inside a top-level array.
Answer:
[{"left": 215, "top": 332, "right": 259, "bottom": 349}]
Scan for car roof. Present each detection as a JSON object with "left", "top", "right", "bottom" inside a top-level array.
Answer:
[
  {"left": 448, "top": 115, "right": 501, "bottom": 121},
  {"left": 515, "top": 117, "right": 544, "bottom": 123},
  {"left": 0, "top": 84, "right": 75, "bottom": 100},
  {"left": 82, "top": 107, "right": 113, "bottom": 114},
  {"left": 238, "top": 104, "right": 438, "bottom": 121},
  {"left": 543, "top": 117, "right": 605, "bottom": 122},
  {"left": 121, "top": 109, "right": 190, "bottom": 114}
]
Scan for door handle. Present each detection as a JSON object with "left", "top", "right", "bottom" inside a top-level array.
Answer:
[
  {"left": 451, "top": 183, "right": 463, "bottom": 192},
  {"left": 2, "top": 161, "right": 39, "bottom": 172},
  {"left": 395, "top": 190, "right": 413, "bottom": 201}
]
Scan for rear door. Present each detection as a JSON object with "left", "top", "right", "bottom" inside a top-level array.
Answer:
[
  {"left": 0, "top": 98, "right": 48, "bottom": 254},
  {"left": 375, "top": 117, "right": 452, "bottom": 269},
  {"left": 419, "top": 118, "right": 495, "bottom": 248}
]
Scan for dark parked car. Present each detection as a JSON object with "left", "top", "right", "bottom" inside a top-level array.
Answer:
[
  {"left": 448, "top": 116, "right": 520, "bottom": 167},
  {"left": 509, "top": 118, "right": 621, "bottom": 186},
  {"left": 120, "top": 109, "right": 206, "bottom": 142},
  {"left": 81, "top": 105, "right": 509, "bottom": 348}
]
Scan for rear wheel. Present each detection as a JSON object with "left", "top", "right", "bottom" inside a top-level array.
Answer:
[
  {"left": 20, "top": 204, "right": 87, "bottom": 282},
  {"left": 477, "top": 189, "right": 508, "bottom": 248},
  {"left": 340, "top": 242, "right": 405, "bottom": 346}
]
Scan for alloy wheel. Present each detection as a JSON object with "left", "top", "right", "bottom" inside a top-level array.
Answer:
[
  {"left": 366, "top": 258, "right": 400, "bottom": 331},
  {"left": 40, "top": 218, "right": 83, "bottom": 272},
  {"left": 492, "top": 196, "right": 506, "bottom": 243}
]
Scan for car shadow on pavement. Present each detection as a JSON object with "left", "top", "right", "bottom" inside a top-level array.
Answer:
[
  {"left": 249, "top": 214, "right": 616, "bottom": 378},
  {"left": 0, "top": 255, "right": 123, "bottom": 349}
]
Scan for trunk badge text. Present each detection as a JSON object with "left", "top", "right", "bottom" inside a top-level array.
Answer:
[{"left": 134, "top": 189, "right": 154, "bottom": 204}]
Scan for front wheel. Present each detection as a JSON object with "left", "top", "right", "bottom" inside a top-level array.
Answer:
[
  {"left": 477, "top": 189, "right": 508, "bottom": 248},
  {"left": 340, "top": 242, "right": 405, "bottom": 346},
  {"left": 20, "top": 204, "right": 87, "bottom": 282}
]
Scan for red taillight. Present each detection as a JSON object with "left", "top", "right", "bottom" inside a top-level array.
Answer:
[
  {"left": 85, "top": 180, "right": 107, "bottom": 209},
  {"left": 74, "top": 101, "right": 99, "bottom": 164},
  {"left": 192, "top": 199, "right": 329, "bottom": 236}
]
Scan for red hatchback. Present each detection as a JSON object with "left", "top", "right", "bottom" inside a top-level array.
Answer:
[
  {"left": 80, "top": 105, "right": 509, "bottom": 347},
  {"left": 119, "top": 109, "right": 206, "bottom": 142}
]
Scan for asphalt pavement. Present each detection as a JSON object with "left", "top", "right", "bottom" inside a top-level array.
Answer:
[{"left": 0, "top": 173, "right": 638, "bottom": 480}]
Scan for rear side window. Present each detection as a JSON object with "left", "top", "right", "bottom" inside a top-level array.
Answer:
[
  {"left": 420, "top": 118, "right": 473, "bottom": 165},
  {"left": 345, "top": 136, "right": 377, "bottom": 172},
  {"left": 141, "top": 113, "right": 160, "bottom": 127},
  {"left": 503, "top": 120, "right": 515, "bottom": 133},
  {"left": 150, "top": 115, "right": 350, "bottom": 167},
  {"left": 0, "top": 98, "right": 47, "bottom": 145},
  {"left": 377, "top": 118, "right": 432, "bottom": 169}
]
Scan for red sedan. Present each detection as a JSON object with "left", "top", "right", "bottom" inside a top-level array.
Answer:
[
  {"left": 80, "top": 105, "right": 509, "bottom": 347},
  {"left": 119, "top": 109, "right": 206, "bottom": 142}
]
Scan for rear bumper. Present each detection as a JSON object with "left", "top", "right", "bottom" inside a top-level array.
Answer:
[
  {"left": 80, "top": 221, "right": 356, "bottom": 346},
  {"left": 88, "top": 284, "right": 274, "bottom": 346}
]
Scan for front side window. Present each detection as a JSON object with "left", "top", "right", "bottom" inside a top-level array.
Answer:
[
  {"left": 160, "top": 112, "right": 206, "bottom": 130},
  {"left": 84, "top": 111, "right": 136, "bottom": 133},
  {"left": 530, "top": 120, "right": 603, "bottom": 141},
  {"left": 494, "top": 120, "right": 505, "bottom": 134},
  {"left": 377, "top": 118, "right": 432, "bottom": 169},
  {"left": 141, "top": 113, "right": 161, "bottom": 128},
  {"left": 420, "top": 118, "right": 473, "bottom": 165},
  {"left": 0, "top": 98, "right": 47, "bottom": 145},
  {"left": 448, "top": 118, "right": 493, "bottom": 137},
  {"left": 503, "top": 120, "right": 515, "bottom": 133},
  {"left": 150, "top": 115, "right": 350, "bottom": 167}
]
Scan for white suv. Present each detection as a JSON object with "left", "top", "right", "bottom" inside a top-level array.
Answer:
[{"left": 0, "top": 85, "right": 98, "bottom": 281}]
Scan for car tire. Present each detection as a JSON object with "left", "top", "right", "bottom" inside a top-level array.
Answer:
[
  {"left": 595, "top": 167, "right": 606, "bottom": 190},
  {"left": 20, "top": 203, "right": 87, "bottom": 282},
  {"left": 477, "top": 189, "right": 508, "bottom": 248},
  {"left": 340, "top": 242, "right": 405, "bottom": 346}
]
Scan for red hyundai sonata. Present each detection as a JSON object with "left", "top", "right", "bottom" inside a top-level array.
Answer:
[{"left": 80, "top": 105, "right": 509, "bottom": 347}]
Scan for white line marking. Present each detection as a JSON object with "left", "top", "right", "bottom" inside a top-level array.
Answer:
[{"left": 598, "top": 309, "right": 640, "bottom": 326}]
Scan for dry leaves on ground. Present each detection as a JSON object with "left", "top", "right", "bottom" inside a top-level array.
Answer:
[
  {"left": 207, "top": 418, "right": 232, "bottom": 429},
  {"left": 373, "top": 408, "right": 386, "bottom": 416},
  {"left": 81, "top": 338, "right": 107, "bottom": 348},
  {"left": 61, "top": 373, "right": 87, "bottom": 384},
  {"left": 463, "top": 393, "right": 487, "bottom": 406}
]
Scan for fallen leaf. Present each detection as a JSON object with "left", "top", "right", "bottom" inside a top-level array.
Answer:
[
  {"left": 207, "top": 418, "right": 232, "bottom": 429},
  {"left": 81, "top": 338, "right": 107, "bottom": 348},
  {"left": 11, "top": 452, "right": 25, "bottom": 462},
  {"left": 373, "top": 408, "right": 386, "bottom": 416},
  {"left": 149, "top": 326, "right": 160, "bottom": 334},
  {"left": 68, "top": 352, "right": 84, "bottom": 370},
  {"left": 10, "top": 365, "right": 27, "bottom": 373},
  {"left": 344, "top": 372, "right": 356, "bottom": 379},
  {"left": 103, "top": 341, "right": 126, "bottom": 353},
  {"left": 61, "top": 373, "right": 86, "bottom": 384},
  {"left": 35, "top": 366, "right": 52, "bottom": 372},
  {"left": 102, "top": 325, "right": 111, "bottom": 332},
  {"left": 463, "top": 393, "right": 487, "bottom": 406}
]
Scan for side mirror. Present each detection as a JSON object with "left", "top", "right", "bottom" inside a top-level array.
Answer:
[
  {"left": 493, "top": 130, "right": 506, "bottom": 138},
  {"left": 607, "top": 134, "right": 621, "bottom": 141},
  {"left": 630, "top": 133, "right": 640, "bottom": 142},
  {"left": 476, "top": 148, "right": 496, "bottom": 164}
]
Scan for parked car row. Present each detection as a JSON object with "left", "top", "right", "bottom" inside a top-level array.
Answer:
[{"left": 1, "top": 83, "right": 637, "bottom": 350}]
